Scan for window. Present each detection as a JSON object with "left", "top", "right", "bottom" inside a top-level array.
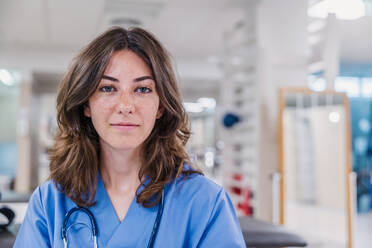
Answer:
[
  {"left": 361, "top": 78, "right": 372, "bottom": 97},
  {"left": 334, "top": 77, "right": 360, "bottom": 97}
]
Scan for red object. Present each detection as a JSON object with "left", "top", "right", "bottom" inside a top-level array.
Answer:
[
  {"left": 231, "top": 173, "right": 253, "bottom": 216},
  {"left": 231, "top": 186, "right": 242, "bottom": 195},
  {"left": 239, "top": 188, "right": 252, "bottom": 216},
  {"left": 232, "top": 174, "right": 242, "bottom": 181}
]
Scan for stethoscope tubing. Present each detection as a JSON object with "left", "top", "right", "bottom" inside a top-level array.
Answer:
[
  {"left": 62, "top": 207, "right": 98, "bottom": 248},
  {"left": 146, "top": 190, "right": 164, "bottom": 248},
  {"left": 62, "top": 190, "right": 164, "bottom": 248}
]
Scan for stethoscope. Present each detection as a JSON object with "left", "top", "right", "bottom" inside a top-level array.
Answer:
[{"left": 62, "top": 190, "right": 164, "bottom": 248}]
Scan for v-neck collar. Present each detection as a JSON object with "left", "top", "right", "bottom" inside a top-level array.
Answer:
[{"left": 89, "top": 172, "right": 159, "bottom": 247}]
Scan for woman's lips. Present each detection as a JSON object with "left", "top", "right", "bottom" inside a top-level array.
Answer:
[{"left": 111, "top": 123, "right": 139, "bottom": 131}]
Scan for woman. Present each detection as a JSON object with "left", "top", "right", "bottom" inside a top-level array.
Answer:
[{"left": 14, "top": 27, "right": 246, "bottom": 247}]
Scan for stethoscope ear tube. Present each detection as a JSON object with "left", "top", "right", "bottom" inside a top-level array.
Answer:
[
  {"left": 147, "top": 191, "right": 164, "bottom": 248},
  {"left": 62, "top": 189, "right": 164, "bottom": 248},
  {"left": 62, "top": 207, "right": 98, "bottom": 248}
]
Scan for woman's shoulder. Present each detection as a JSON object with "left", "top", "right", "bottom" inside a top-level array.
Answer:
[
  {"left": 178, "top": 170, "right": 222, "bottom": 194},
  {"left": 163, "top": 165, "right": 245, "bottom": 246},
  {"left": 182, "top": 164, "right": 221, "bottom": 185},
  {"left": 36, "top": 179, "right": 60, "bottom": 196},
  {"left": 29, "top": 179, "right": 71, "bottom": 208},
  {"left": 168, "top": 165, "right": 225, "bottom": 207}
]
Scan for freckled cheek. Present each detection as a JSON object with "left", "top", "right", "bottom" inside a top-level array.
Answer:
[
  {"left": 90, "top": 98, "right": 116, "bottom": 118},
  {"left": 139, "top": 101, "right": 159, "bottom": 115}
]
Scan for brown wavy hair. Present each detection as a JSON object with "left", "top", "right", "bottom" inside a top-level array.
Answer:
[{"left": 49, "top": 27, "right": 202, "bottom": 207}]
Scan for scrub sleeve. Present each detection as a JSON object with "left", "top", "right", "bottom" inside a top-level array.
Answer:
[{"left": 13, "top": 187, "right": 51, "bottom": 247}]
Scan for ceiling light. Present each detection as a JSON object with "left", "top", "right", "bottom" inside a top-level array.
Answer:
[
  {"left": 197, "top": 98, "right": 216, "bottom": 109},
  {"left": 308, "top": 0, "right": 366, "bottom": 20},
  {"left": 0, "top": 69, "right": 15, "bottom": 86},
  {"left": 183, "top": 102, "right": 203, "bottom": 113}
]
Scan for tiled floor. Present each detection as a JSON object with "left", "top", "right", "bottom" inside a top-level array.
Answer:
[
  {"left": 284, "top": 202, "right": 372, "bottom": 248},
  {"left": 355, "top": 212, "right": 372, "bottom": 248}
]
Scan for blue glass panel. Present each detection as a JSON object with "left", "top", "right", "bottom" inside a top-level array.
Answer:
[{"left": 0, "top": 142, "right": 17, "bottom": 176}]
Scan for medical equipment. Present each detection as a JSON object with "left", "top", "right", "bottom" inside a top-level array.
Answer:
[
  {"left": 61, "top": 190, "right": 164, "bottom": 248},
  {"left": 0, "top": 206, "right": 15, "bottom": 230}
]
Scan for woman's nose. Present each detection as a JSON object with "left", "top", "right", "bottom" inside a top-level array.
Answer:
[{"left": 115, "top": 91, "right": 135, "bottom": 115}]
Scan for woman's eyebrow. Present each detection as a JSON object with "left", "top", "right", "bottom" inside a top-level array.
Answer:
[
  {"left": 133, "top": 76, "right": 154, "bottom": 82},
  {"left": 102, "top": 75, "right": 119, "bottom": 82},
  {"left": 101, "top": 75, "right": 154, "bottom": 83}
]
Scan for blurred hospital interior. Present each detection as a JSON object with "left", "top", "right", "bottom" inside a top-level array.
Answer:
[{"left": 1, "top": 0, "right": 372, "bottom": 247}]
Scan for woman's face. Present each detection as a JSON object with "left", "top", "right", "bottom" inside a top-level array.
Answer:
[{"left": 84, "top": 50, "right": 162, "bottom": 152}]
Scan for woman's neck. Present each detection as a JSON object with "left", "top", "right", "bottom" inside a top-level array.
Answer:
[{"left": 99, "top": 145, "right": 142, "bottom": 194}]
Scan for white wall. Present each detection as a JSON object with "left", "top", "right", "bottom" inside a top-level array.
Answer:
[
  {"left": 256, "top": 0, "right": 308, "bottom": 221},
  {"left": 0, "top": 86, "right": 18, "bottom": 142}
]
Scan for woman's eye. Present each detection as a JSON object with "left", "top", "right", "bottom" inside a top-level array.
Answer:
[
  {"left": 100, "top": 86, "right": 115, "bottom": 92},
  {"left": 136, "top": 87, "right": 152, "bottom": 93}
]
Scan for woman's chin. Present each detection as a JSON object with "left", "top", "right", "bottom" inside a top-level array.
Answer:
[
  {"left": 112, "top": 143, "right": 142, "bottom": 151},
  {"left": 99, "top": 138, "right": 143, "bottom": 152}
]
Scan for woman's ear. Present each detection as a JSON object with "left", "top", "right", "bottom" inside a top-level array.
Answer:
[
  {"left": 84, "top": 104, "right": 91, "bottom": 118},
  {"left": 156, "top": 106, "right": 164, "bottom": 119}
]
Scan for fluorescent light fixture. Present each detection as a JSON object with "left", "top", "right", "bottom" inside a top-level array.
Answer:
[
  {"left": 204, "top": 151, "right": 214, "bottom": 168},
  {"left": 308, "top": 0, "right": 366, "bottom": 20},
  {"left": 184, "top": 98, "right": 216, "bottom": 113},
  {"left": 183, "top": 102, "right": 203, "bottom": 113},
  {"left": 0, "top": 69, "right": 15, "bottom": 86},
  {"left": 197, "top": 98, "right": 216, "bottom": 109}
]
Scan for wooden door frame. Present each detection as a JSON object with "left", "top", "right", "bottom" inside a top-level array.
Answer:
[{"left": 278, "top": 87, "right": 353, "bottom": 248}]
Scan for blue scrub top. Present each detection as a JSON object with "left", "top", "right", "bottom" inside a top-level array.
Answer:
[{"left": 14, "top": 170, "right": 246, "bottom": 247}]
